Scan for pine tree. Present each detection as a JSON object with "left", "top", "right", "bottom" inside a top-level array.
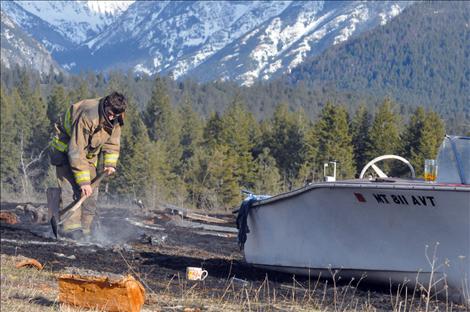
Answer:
[
  {"left": 67, "top": 79, "right": 90, "bottom": 103},
  {"left": 119, "top": 121, "right": 153, "bottom": 200},
  {"left": 142, "top": 77, "right": 182, "bottom": 177},
  {"left": 143, "top": 77, "right": 174, "bottom": 142},
  {"left": 220, "top": 96, "right": 258, "bottom": 190},
  {"left": 184, "top": 144, "right": 240, "bottom": 210},
  {"left": 366, "top": 99, "right": 402, "bottom": 157},
  {"left": 84, "top": 70, "right": 99, "bottom": 98},
  {"left": 17, "top": 68, "right": 32, "bottom": 100},
  {"left": 106, "top": 71, "right": 132, "bottom": 99},
  {"left": 178, "top": 93, "right": 203, "bottom": 172},
  {"left": 402, "top": 106, "right": 426, "bottom": 164},
  {"left": 264, "top": 103, "right": 306, "bottom": 187},
  {"left": 365, "top": 98, "right": 402, "bottom": 176},
  {"left": 203, "top": 112, "right": 223, "bottom": 148},
  {"left": 147, "top": 140, "right": 180, "bottom": 208},
  {"left": 28, "top": 87, "right": 52, "bottom": 191},
  {"left": 421, "top": 111, "right": 445, "bottom": 160},
  {"left": 95, "top": 72, "right": 107, "bottom": 93},
  {"left": 9, "top": 81, "right": 51, "bottom": 194},
  {"left": 206, "top": 144, "right": 240, "bottom": 210},
  {"left": 0, "top": 86, "right": 20, "bottom": 191},
  {"left": 313, "top": 102, "right": 355, "bottom": 179},
  {"left": 76, "top": 80, "right": 89, "bottom": 101},
  {"left": 402, "top": 107, "right": 445, "bottom": 176},
  {"left": 108, "top": 76, "right": 186, "bottom": 207},
  {"left": 297, "top": 120, "right": 317, "bottom": 186},
  {"left": 184, "top": 146, "right": 211, "bottom": 208},
  {"left": 111, "top": 101, "right": 154, "bottom": 203},
  {"left": 47, "top": 84, "right": 68, "bottom": 128},
  {"left": 351, "top": 105, "right": 371, "bottom": 175},
  {"left": 252, "top": 148, "right": 282, "bottom": 194}
]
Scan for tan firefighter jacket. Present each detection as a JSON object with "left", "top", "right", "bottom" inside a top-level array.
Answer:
[{"left": 51, "top": 98, "right": 121, "bottom": 186}]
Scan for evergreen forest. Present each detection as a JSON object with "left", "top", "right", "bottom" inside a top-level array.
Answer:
[
  {"left": 289, "top": 1, "right": 469, "bottom": 134},
  {"left": 0, "top": 65, "right": 455, "bottom": 211}
]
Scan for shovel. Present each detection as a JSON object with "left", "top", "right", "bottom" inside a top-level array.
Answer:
[{"left": 48, "top": 173, "right": 106, "bottom": 239}]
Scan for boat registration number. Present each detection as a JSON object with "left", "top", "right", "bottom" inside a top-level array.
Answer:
[
  {"left": 372, "top": 194, "right": 436, "bottom": 207},
  {"left": 357, "top": 193, "right": 436, "bottom": 207}
]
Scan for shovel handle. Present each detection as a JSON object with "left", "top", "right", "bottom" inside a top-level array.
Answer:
[
  {"left": 58, "top": 172, "right": 107, "bottom": 221},
  {"left": 90, "top": 171, "right": 107, "bottom": 188},
  {"left": 58, "top": 196, "right": 88, "bottom": 225}
]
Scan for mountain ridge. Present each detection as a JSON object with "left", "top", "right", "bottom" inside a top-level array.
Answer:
[
  {"left": 0, "top": 10, "right": 62, "bottom": 75},
  {"left": 1, "top": 0, "right": 410, "bottom": 84},
  {"left": 287, "top": 1, "right": 469, "bottom": 126}
]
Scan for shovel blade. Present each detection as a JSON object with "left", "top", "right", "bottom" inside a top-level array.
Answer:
[
  {"left": 50, "top": 216, "right": 58, "bottom": 239},
  {"left": 47, "top": 187, "right": 61, "bottom": 239}
]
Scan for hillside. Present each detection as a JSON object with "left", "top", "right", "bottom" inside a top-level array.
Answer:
[
  {"left": 289, "top": 1, "right": 470, "bottom": 133},
  {"left": 0, "top": 10, "right": 62, "bottom": 75},
  {"left": 2, "top": 1, "right": 410, "bottom": 84}
]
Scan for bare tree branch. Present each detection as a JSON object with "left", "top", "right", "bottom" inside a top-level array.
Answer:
[
  {"left": 19, "top": 130, "right": 50, "bottom": 196},
  {"left": 25, "top": 143, "right": 49, "bottom": 171}
]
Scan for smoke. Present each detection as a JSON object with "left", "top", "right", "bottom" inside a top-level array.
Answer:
[{"left": 88, "top": 210, "right": 145, "bottom": 247}]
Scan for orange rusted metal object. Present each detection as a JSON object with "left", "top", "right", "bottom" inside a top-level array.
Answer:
[
  {"left": 58, "top": 274, "right": 145, "bottom": 312},
  {"left": 15, "top": 258, "right": 44, "bottom": 270},
  {"left": 0, "top": 211, "right": 18, "bottom": 224}
]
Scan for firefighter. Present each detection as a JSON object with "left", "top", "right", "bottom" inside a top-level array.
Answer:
[{"left": 49, "top": 92, "right": 127, "bottom": 240}]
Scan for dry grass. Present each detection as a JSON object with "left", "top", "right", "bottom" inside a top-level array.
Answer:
[
  {"left": 0, "top": 255, "right": 111, "bottom": 312},
  {"left": 1, "top": 253, "right": 467, "bottom": 312},
  {"left": 1, "top": 254, "right": 57, "bottom": 311},
  {"left": 141, "top": 273, "right": 466, "bottom": 312}
]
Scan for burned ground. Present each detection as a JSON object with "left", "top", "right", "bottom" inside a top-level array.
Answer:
[{"left": 1, "top": 201, "right": 467, "bottom": 311}]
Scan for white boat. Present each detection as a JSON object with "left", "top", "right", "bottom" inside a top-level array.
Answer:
[{"left": 238, "top": 135, "right": 469, "bottom": 303}]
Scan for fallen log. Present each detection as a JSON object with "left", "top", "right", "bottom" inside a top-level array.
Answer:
[
  {"left": 173, "top": 219, "right": 238, "bottom": 233},
  {"left": 58, "top": 274, "right": 145, "bottom": 312},
  {"left": 126, "top": 218, "right": 165, "bottom": 231},
  {"left": 194, "top": 231, "right": 237, "bottom": 238},
  {"left": 0, "top": 211, "right": 18, "bottom": 224},
  {"left": 1, "top": 238, "right": 67, "bottom": 246},
  {"left": 185, "top": 212, "right": 228, "bottom": 224},
  {"left": 24, "top": 203, "right": 49, "bottom": 224}
]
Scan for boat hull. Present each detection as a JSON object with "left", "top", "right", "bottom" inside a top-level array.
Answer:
[{"left": 244, "top": 182, "right": 470, "bottom": 301}]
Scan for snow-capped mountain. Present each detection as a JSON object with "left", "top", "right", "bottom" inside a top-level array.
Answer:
[
  {"left": 1, "top": 1, "right": 411, "bottom": 85},
  {"left": 1, "top": 1, "right": 75, "bottom": 52},
  {"left": 0, "top": 10, "right": 62, "bottom": 75},
  {"left": 82, "top": 0, "right": 410, "bottom": 84},
  {"left": 84, "top": 1, "right": 292, "bottom": 76},
  {"left": 188, "top": 1, "right": 408, "bottom": 85},
  {"left": 4, "top": 0, "right": 133, "bottom": 46}
]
